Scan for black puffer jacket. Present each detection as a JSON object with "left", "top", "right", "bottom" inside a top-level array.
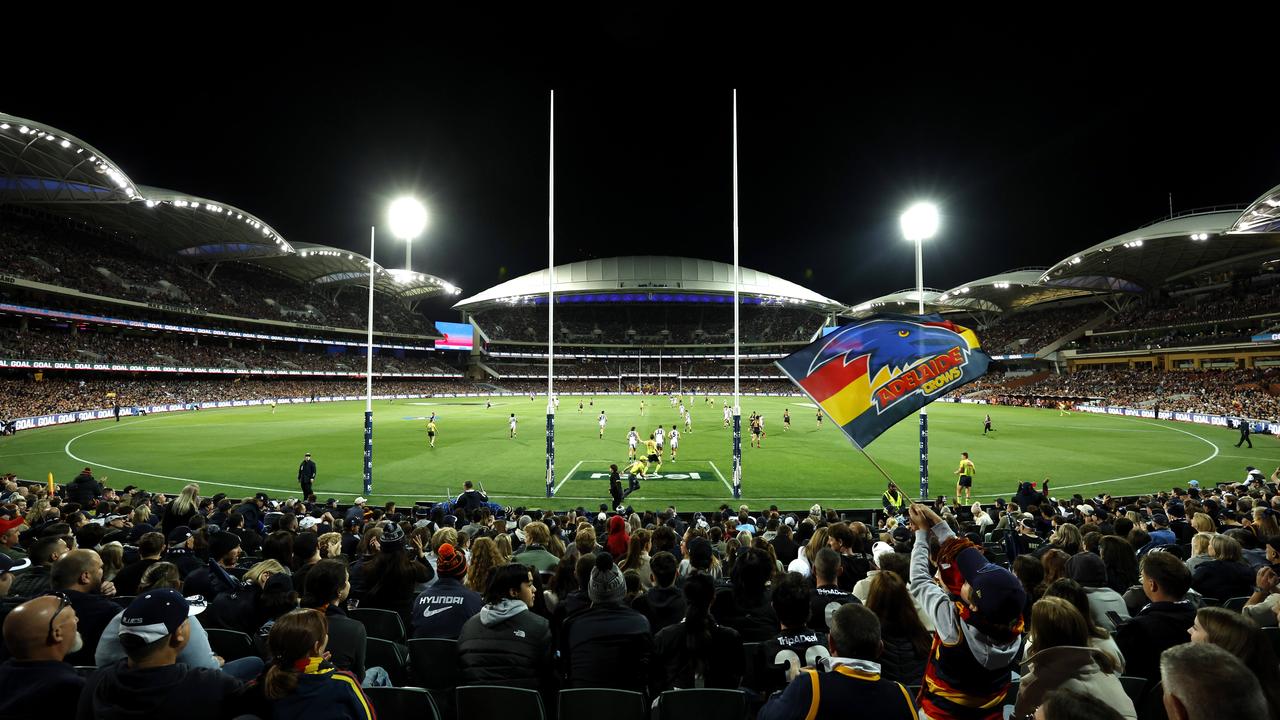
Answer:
[
  {"left": 560, "top": 602, "right": 653, "bottom": 691},
  {"left": 67, "top": 471, "right": 103, "bottom": 507},
  {"left": 457, "top": 600, "right": 553, "bottom": 691},
  {"left": 878, "top": 630, "right": 927, "bottom": 686}
]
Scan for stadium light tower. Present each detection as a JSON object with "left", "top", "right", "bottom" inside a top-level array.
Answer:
[
  {"left": 388, "top": 196, "right": 428, "bottom": 272},
  {"left": 900, "top": 201, "right": 939, "bottom": 501}
]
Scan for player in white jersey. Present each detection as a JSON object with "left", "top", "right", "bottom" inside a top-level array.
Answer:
[
  {"left": 508, "top": 413, "right": 518, "bottom": 438},
  {"left": 654, "top": 426, "right": 665, "bottom": 454},
  {"left": 723, "top": 404, "right": 732, "bottom": 427},
  {"left": 669, "top": 426, "right": 680, "bottom": 461},
  {"left": 627, "top": 426, "right": 639, "bottom": 459},
  {"left": 679, "top": 403, "right": 686, "bottom": 420},
  {"left": 598, "top": 411, "right": 607, "bottom": 439},
  {"left": 684, "top": 408, "right": 692, "bottom": 432}
]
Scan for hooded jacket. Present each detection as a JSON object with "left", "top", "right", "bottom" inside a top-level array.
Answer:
[
  {"left": 1015, "top": 646, "right": 1136, "bottom": 720},
  {"left": 263, "top": 659, "right": 373, "bottom": 720},
  {"left": 1112, "top": 599, "right": 1196, "bottom": 690},
  {"left": 457, "top": 599, "right": 554, "bottom": 690},
  {"left": 67, "top": 471, "right": 103, "bottom": 507},
  {"left": 76, "top": 659, "right": 252, "bottom": 720}
]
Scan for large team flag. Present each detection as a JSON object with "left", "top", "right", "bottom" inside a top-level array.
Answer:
[{"left": 776, "top": 314, "right": 991, "bottom": 448}]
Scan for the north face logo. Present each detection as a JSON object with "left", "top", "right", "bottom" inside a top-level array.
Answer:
[{"left": 513, "top": 629, "right": 526, "bottom": 638}]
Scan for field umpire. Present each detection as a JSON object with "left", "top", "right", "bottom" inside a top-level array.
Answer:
[{"left": 298, "top": 452, "right": 317, "bottom": 499}]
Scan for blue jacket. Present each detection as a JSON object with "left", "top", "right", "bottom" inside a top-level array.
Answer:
[
  {"left": 268, "top": 659, "right": 374, "bottom": 720},
  {"left": 759, "top": 658, "right": 916, "bottom": 720}
]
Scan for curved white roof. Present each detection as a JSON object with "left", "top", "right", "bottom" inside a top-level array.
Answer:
[{"left": 454, "top": 256, "right": 845, "bottom": 311}]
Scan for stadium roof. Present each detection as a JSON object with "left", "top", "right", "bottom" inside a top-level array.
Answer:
[
  {"left": 0, "top": 111, "right": 460, "bottom": 302},
  {"left": 252, "top": 243, "right": 461, "bottom": 299},
  {"left": 1232, "top": 183, "right": 1280, "bottom": 234},
  {"left": 1038, "top": 207, "right": 1280, "bottom": 292},
  {"left": 846, "top": 288, "right": 956, "bottom": 317},
  {"left": 453, "top": 256, "right": 846, "bottom": 312},
  {"left": 938, "top": 268, "right": 1104, "bottom": 312}
]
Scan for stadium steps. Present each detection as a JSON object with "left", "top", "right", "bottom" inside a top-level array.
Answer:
[
  {"left": 1036, "top": 308, "right": 1115, "bottom": 358},
  {"left": 477, "top": 361, "right": 502, "bottom": 378}
]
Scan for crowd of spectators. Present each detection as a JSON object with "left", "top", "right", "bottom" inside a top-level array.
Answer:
[
  {"left": 475, "top": 305, "right": 824, "bottom": 346},
  {"left": 0, "top": 328, "right": 457, "bottom": 375},
  {"left": 980, "top": 305, "right": 1103, "bottom": 355},
  {"left": 1, "top": 459, "right": 1278, "bottom": 718},
  {"left": 0, "top": 215, "right": 434, "bottom": 336}
]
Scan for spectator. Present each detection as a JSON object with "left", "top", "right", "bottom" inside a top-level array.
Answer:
[
  {"left": 865, "top": 569, "right": 929, "bottom": 687},
  {"left": 300, "top": 559, "right": 367, "bottom": 682},
  {"left": 1015, "top": 597, "right": 1135, "bottom": 720},
  {"left": 465, "top": 537, "right": 503, "bottom": 594},
  {"left": 0, "top": 553, "right": 28, "bottom": 599},
  {"left": 810, "top": 547, "right": 858, "bottom": 634},
  {"left": 202, "top": 559, "right": 289, "bottom": 634},
  {"left": 852, "top": 541, "right": 896, "bottom": 603},
  {"left": 290, "top": 532, "right": 321, "bottom": 593},
  {"left": 457, "top": 563, "right": 554, "bottom": 692},
  {"left": 908, "top": 504, "right": 1024, "bottom": 720},
  {"left": 1187, "top": 607, "right": 1280, "bottom": 717},
  {"left": 512, "top": 522, "right": 558, "bottom": 574},
  {"left": 0, "top": 594, "right": 85, "bottom": 719},
  {"left": 411, "top": 543, "right": 482, "bottom": 640},
  {"left": 786, "top": 527, "right": 828, "bottom": 578},
  {"left": 77, "top": 589, "right": 255, "bottom": 719},
  {"left": 761, "top": 571, "right": 829, "bottom": 693},
  {"left": 260, "top": 608, "right": 373, "bottom": 720},
  {"left": 759, "top": 603, "right": 917, "bottom": 720},
  {"left": 1185, "top": 533, "right": 1214, "bottom": 574},
  {"left": 632, "top": 550, "right": 685, "bottom": 634},
  {"left": 1038, "top": 689, "right": 1127, "bottom": 720},
  {"left": 711, "top": 546, "right": 779, "bottom": 642},
  {"left": 1065, "top": 551, "right": 1130, "bottom": 632},
  {"left": 352, "top": 524, "right": 432, "bottom": 625},
  {"left": 0, "top": 516, "right": 26, "bottom": 563},
  {"left": 50, "top": 549, "right": 120, "bottom": 666},
  {"left": 1191, "top": 534, "right": 1255, "bottom": 601},
  {"left": 604, "top": 514, "right": 630, "bottom": 560},
  {"left": 66, "top": 467, "right": 103, "bottom": 509},
  {"left": 164, "top": 526, "right": 203, "bottom": 578},
  {"left": 1160, "top": 643, "right": 1269, "bottom": 720},
  {"left": 1098, "top": 536, "right": 1139, "bottom": 595},
  {"left": 1113, "top": 550, "right": 1195, "bottom": 688},
  {"left": 1041, "top": 579, "right": 1125, "bottom": 671},
  {"left": 620, "top": 529, "right": 652, "bottom": 589},
  {"left": 653, "top": 572, "right": 744, "bottom": 691},
  {"left": 111, "top": 531, "right": 165, "bottom": 597},
  {"left": 560, "top": 553, "right": 652, "bottom": 692},
  {"left": 10, "top": 534, "right": 67, "bottom": 597},
  {"left": 161, "top": 484, "right": 201, "bottom": 537},
  {"left": 182, "top": 530, "right": 242, "bottom": 602},
  {"left": 827, "top": 522, "right": 873, "bottom": 590}
]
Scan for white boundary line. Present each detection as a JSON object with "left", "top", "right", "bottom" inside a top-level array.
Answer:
[
  {"left": 555, "top": 460, "right": 585, "bottom": 493},
  {"left": 708, "top": 461, "right": 734, "bottom": 496},
  {"left": 58, "top": 408, "right": 1226, "bottom": 504}
]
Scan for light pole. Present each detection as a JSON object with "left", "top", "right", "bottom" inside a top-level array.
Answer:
[
  {"left": 388, "top": 197, "right": 428, "bottom": 271},
  {"left": 900, "top": 201, "right": 939, "bottom": 501}
]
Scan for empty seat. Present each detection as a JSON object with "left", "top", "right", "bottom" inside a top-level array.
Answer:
[{"left": 457, "top": 685, "right": 546, "bottom": 720}]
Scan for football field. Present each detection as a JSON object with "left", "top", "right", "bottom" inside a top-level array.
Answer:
[{"left": 0, "top": 396, "right": 1271, "bottom": 510}]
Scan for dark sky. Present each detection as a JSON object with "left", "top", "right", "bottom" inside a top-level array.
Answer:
[{"left": 6, "top": 14, "right": 1275, "bottom": 319}]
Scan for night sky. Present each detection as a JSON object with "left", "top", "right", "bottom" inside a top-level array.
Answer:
[{"left": 5, "top": 15, "right": 1275, "bottom": 319}]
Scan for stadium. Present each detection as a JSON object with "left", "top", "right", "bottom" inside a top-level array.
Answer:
[{"left": 5, "top": 84, "right": 1280, "bottom": 719}]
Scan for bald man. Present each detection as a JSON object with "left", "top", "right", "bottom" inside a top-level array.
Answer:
[
  {"left": 0, "top": 595, "right": 85, "bottom": 718},
  {"left": 52, "top": 549, "right": 120, "bottom": 667}
]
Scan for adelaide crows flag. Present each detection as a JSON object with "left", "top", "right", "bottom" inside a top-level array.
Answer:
[{"left": 777, "top": 314, "right": 990, "bottom": 448}]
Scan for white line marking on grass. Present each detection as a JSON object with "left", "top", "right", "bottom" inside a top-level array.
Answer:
[
  {"left": 708, "top": 461, "right": 734, "bottom": 495},
  {"left": 0, "top": 451, "right": 65, "bottom": 457},
  {"left": 1220, "top": 454, "right": 1280, "bottom": 461},
  {"left": 555, "top": 460, "right": 585, "bottom": 493}
]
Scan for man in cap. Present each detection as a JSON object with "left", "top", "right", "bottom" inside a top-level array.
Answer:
[
  {"left": 78, "top": 589, "right": 254, "bottom": 718},
  {"left": 0, "top": 594, "right": 85, "bottom": 718},
  {"left": 10, "top": 534, "right": 68, "bottom": 598},
  {"left": 165, "top": 525, "right": 202, "bottom": 578},
  {"left": 297, "top": 452, "right": 317, "bottom": 500},
  {"left": 0, "top": 553, "right": 30, "bottom": 599},
  {"left": 410, "top": 543, "right": 482, "bottom": 640},
  {"left": 908, "top": 503, "right": 1024, "bottom": 720},
  {"left": 0, "top": 515, "right": 26, "bottom": 563}
]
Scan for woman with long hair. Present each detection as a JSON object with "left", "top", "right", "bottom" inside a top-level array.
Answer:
[
  {"left": 1250, "top": 507, "right": 1280, "bottom": 541},
  {"left": 1189, "top": 606, "right": 1280, "bottom": 718},
  {"left": 1042, "top": 549, "right": 1071, "bottom": 588},
  {"left": 466, "top": 537, "right": 504, "bottom": 594},
  {"left": 494, "top": 532, "right": 513, "bottom": 562},
  {"left": 1050, "top": 523, "right": 1083, "bottom": 555},
  {"left": 162, "top": 483, "right": 201, "bottom": 536},
  {"left": 99, "top": 541, "right": 124, "bottom": 582},
  {"left": 1098, "top": 536, "right": 1139, "bottom": 594},
  {"left": 1041, "top": 578, "right": 1125, "bottom": 671},
  {"left": 354, "top": 524, "right": 432, "bottom": 624},
  {"left": 1185, "top": 532, "right": 1213, "bottom": 573},
  {"left": 653, "top": 572, "right": 744, "bottom": 690},
  {"left": 1015, "top": 597, "right": 1136, "bottom": 720},
  {"left": 786, "top": 527, "right": 828, "bottom": 578},
  {"left": 865, "top": 570, "right": 929, "bottom": 686},
  {"left": 262, "top": 608, "right": 374, "bottom": 719},
  {"left": 621, "top": 529, "right": 652, "bottom": 589},
  {"left": 1192, "top": 534, "right": 1255, "bottom": 601},
  {"left": 1191, "top": 512, "right": 1216, "bottom": 535}
]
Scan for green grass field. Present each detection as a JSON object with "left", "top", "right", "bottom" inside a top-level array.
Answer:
[{"left": 0, "top": 396, "right": 1273, "bottom": 510}]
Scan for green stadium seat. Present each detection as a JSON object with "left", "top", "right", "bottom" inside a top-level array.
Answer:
[
  {"left": 365, "top": 686, "right": 441, "bottom": 720},
  {"left": 654, "top": 688, "right": 746, "bottom": 720},
  {"left": 350, "top": 607, "right": 406, "bottom": 643},
  {"left": 206, "top": 628, "right": 256, "bottom": 661},
  {"left": 558, "top": 688, "right": 646, "bottom": 720},
  {"left": 1222, "top": 596, "right": 1250, "bottom": 612},
  {"left": 408, "top": 638, "right": 461, "bottom": 720},
  {"left": 457, "top": 685, "right": 546, "bottom": 720}
]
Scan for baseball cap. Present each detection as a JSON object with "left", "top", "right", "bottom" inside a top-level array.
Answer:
[
  {"left": 1188, "top": 480, "right": 1200, "bottom": 489},
  {"left": 955, "top": 547, "right": 1025, "bottom": 625},
  {"left": 119, "top": 589, "right": 205, "bottom": 643},
  {"left": 0, "top": 554, "right": 31, "bottom": 574},
  {"left": 166, "top": 526, "right": 192, "bottom": 546},
  {"left": 0, "top": 516, "right": 26, "bottom": 535},
  {"left": 872, "top": 541, "right": 896, "bottom": 568},
  {"left": 353, "top": 497, "right": 368, "bottom": 505}
]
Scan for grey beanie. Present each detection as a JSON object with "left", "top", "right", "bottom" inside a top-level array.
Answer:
[{"left": 588, "top": 552, "right": 626, "bottom": 604}]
